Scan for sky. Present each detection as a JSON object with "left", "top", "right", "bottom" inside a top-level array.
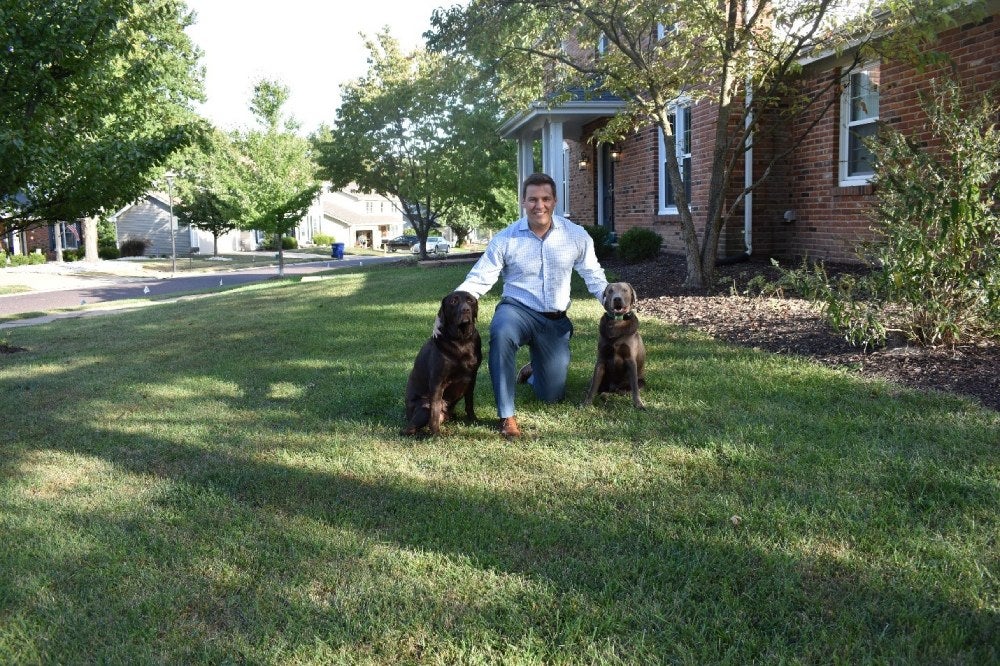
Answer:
[{"left": 183, "top": 0, "right": 462, "bottom": 135}]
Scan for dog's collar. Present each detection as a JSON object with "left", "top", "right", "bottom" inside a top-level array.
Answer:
[{"left": 606, "top": 312, "right": 632, "bottom": 321}]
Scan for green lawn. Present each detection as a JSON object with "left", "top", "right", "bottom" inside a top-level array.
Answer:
[{"left": 1, "top": 263, "right": 996, "bottom": 664}]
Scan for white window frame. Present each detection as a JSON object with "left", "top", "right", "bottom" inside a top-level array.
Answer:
[
  {"left": 597, "top": 33, "right": 608, "bottom": 55},
  {"left": 561, "top": 141, "right": 571, "bottom": 217},
  {"left": 658, "top": 98, "right": 692, "bottom": 215},
  {"left": 656, "top": 3, "right": 678, "bottom": 39},
  {"left": 839, "top": 62, "right": 879, "bottom": 186}
]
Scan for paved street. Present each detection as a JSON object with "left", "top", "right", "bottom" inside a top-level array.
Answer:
[{"left": 0, "top": 253, "right": 405, "bottom": 328}]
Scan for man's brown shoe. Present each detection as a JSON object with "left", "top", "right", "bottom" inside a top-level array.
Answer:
[
  {"left": 516, "top": 363, "right": 533, "bottom": 384},
  {"left": 498, "top": 416, "right": 522, "bottom": 439}
]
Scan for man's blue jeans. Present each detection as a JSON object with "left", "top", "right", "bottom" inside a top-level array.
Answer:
[{"left": 489, "top": 298, "right": 574, "bottom": 418}]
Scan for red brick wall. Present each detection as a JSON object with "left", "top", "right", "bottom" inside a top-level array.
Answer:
[
  {"left": 567, "top": 138, "right": 596, "bottom": 225},
  {"left": 779, "top": 12, "right": 999, "bottom": 263},
  {"left": 565, "top": 9, "right": 999, "bottom": 265},
  {"left": 23, "top": 226, "right": 55, "bottom": 257}
]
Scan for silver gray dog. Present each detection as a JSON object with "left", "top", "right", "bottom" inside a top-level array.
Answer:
[{"left": 583, "top": 282, "right": 647, "bottom": 409}]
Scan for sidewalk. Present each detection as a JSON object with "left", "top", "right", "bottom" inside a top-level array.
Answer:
[
  {"left": 0, "top": 252, "right": 401, "bottom": 327},
  {"left": 0, "top": 252, "right": 332, "bottom": 293}
]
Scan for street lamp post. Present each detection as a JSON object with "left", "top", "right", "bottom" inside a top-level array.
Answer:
[{"left": 165, "top": 171, "right": 177, "bottom": 277}]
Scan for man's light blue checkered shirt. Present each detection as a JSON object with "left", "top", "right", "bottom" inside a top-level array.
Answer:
[{"left": 456, "top": 215, "right": 608, "bottom": 313}]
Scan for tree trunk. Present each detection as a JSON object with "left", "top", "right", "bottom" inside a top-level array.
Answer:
[
  {"left": 83, "top": 217, "right": 99, "bottom": 263},
  {"left": 53, "top": 222, "right": 64, "bottom": 262},
  {"left": 213, "top": 233, "right": 219, "bottom": 257},
  {"left": 276, "top": 232, "right": 285, "bottom": 277}
]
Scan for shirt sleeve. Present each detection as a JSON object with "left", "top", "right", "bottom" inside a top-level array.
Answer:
[
  {"left": 455, "top": 236, "right": 505, "bottom": 298},
  {"left": 575, "top": 232, "right": 609, "bottom": 302}
]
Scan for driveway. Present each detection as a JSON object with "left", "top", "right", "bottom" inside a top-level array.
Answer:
[{"left": 0, "top": 253, "right": 406, "bottom": 327}]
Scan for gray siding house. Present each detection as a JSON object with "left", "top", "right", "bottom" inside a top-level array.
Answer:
[{"left": 111, "top": 193, "right": 194, "bottom": 256}]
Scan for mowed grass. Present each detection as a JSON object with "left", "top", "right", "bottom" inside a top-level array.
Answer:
[{"left": 0, "top": 262, "right": 996, "bottom": 664}]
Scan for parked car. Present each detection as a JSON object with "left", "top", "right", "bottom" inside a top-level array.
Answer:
[
  {"left": 411, "top": 236, "right": 451, "bottom": 255},
  {"left": 383, "top": 234, "right": 418, "bottom": 252}
]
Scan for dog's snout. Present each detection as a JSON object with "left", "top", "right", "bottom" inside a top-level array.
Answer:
[{"left": 613, "top": 296, "right": 625, "bottom": 309}]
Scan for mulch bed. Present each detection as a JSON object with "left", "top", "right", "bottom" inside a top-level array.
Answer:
[{"left": 605, "top": 254, "right": 1000, "bottom": 412}]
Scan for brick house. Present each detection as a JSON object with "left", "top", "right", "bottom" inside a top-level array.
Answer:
[{"left": 500, "top": 2, "right": 999, "bottom": 264}]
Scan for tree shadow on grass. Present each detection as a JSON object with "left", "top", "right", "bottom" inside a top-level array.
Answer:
[{"left": 2, "top": 422, "right": 995, "bottom": 663}]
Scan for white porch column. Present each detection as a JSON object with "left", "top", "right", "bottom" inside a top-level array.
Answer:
[
  {"left": 517, "top": 137, "right": 534, "bottom": 194},
  {"left": 541, "top": 121, "right": 566, "bottom": 216}
]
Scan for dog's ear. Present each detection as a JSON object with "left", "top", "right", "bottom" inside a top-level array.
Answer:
[{"left": 630, "top": 284, "right": 638, "bottom": 306}]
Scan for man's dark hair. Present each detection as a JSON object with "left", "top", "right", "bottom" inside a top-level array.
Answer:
[{"left": 521, "top": 172, "right": 557, "bottom": 199}]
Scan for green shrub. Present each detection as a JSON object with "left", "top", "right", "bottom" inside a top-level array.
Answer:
[
  {"left": 779, "top": 79, "right": 1000, "bottom": 348},
  {"left": 261, "top": 235, "right": 299, "bottom": 251},
  {"left": 99, "top": 246, "right": 121, "bottom": 260},
  {"left": 97, "top": 217, "right": 117, "bottom": 248},
  {"left": 863, "top": 81, "right": 1000, "bottom": 345},
  {"left": 62, "top": 248, "right": 82, "bottom": 262},
  {"left": 616, "top": 227, "right": 663, "bottom": 263},
  {"left": 584, "top": 225, "right": 615, "bottom": 259},
  {"left": 7, "top": 252, "right": 47, "bottom": 267},
  {"left": 312, "top": 233, "right": 334, "bottom": 246},
  {"left": 119, "top": 238, "right": 149, "bottom": 257}
]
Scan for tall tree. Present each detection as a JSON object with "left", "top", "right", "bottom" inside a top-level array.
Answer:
[
  {"left": 169, "top": 128, "right": 242, "bottom": 257},
  {"left": 430, "top": 0, "right": 965, "bottom": 287},
  {"left": 0, "top": 0, "right": 205, "bottom": 258},
  {"left": 313, "top": 30, "right": 516, "bottom": 259},
  {"left": 227, "top": 79, "right": 320, "bottom": 276}
]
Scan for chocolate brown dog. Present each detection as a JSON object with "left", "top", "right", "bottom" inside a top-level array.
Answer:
[
  {"left": 402, "top": 291, "right": 482, "bottom": 435},
  {"left": 582, "top": 282, "right": 646, "bottom": 409}
]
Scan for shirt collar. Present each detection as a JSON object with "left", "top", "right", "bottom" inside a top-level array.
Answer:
[{"left": 516, "top": 214, "right": 565, "bottom": 233}]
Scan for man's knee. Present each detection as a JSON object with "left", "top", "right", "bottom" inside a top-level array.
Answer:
[{"left": 532, "top": 372, "right": 567, "bottom": 403}]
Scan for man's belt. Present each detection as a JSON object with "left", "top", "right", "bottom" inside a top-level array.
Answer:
[{"left": 540, "top": 310, "right": 566, "bottom": 320}]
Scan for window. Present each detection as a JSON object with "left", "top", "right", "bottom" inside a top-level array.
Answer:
[
  {"left": 50, "top": 222, "right": 81, "bottom": 250},
  {"left": 659, "top": 101, "right": 692, "bottom": 214},
  {"left": 597, "top": 33, "right": 608, "bottom": 55},
  {"left": 839, "top": 63, "right": 879, "bottom": 184},
  {"left": 656, "top": 4, "right": 678, "bottom": 39}
]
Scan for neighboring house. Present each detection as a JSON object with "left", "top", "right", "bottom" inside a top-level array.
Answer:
[
  {"left": 501, "top": 2, "right": 999, "bottom": 264},
  {"left": 1, "top": 190, "right": 81, "bottom": 257},
  {"left": 112, "top": 185, "right": 406, "bottom": 256},
  {"left": 294, "top": 183, "right": 406, "bottom": 249},
  {"left": 111, "top": 192, "right": 196, "bottom": 257},
  {"left": 4, "top": 222, "right": 84, "bottom": 258}
]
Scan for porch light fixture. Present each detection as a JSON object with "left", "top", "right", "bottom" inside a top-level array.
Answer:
[
  {"left": 610, "top": 144, "right": 622, "bottom": 162},
  {"left": 578, "top": 155, "right": 590, "bottom": 170}
]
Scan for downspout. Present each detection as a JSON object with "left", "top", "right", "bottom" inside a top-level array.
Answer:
[
  {"left": 744, "top": 73, "right": 753, "bottom": 256},
  {"left": 717, "top": 72, "right": 754, "bottom": 266}
]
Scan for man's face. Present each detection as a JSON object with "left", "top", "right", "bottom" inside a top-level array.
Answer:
[{"left": 523, "top": 184, "right": 556, "bottom": 227}]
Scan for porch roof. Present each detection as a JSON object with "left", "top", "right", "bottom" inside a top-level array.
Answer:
[{"left": 498, "top": 98, "right": 625, "bottom": 140}]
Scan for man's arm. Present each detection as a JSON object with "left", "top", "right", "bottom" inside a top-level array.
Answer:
[
  {"left": 455, "top": 237, "right": 505, "bottom": 298},
  {"left": 574, "top": 233, "right": 608, "bottom": 301}
]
